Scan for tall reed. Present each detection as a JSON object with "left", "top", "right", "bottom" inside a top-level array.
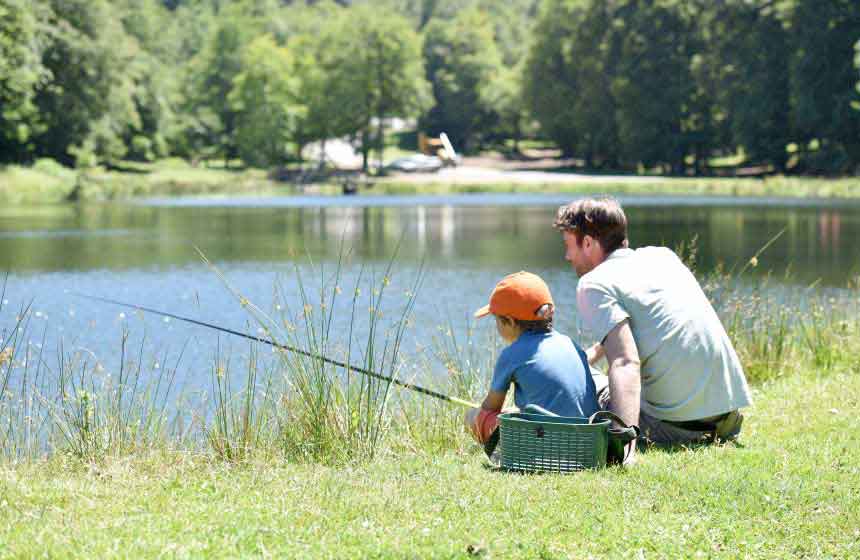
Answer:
[
  {"left": 199, "top": 244, "right": 426, "bottom": 464},
  {"left": 35, "top": 331, "right": 184, "bottom": 461},
  {"left": 206, "top": 340, "right": 279, "bottom": 462}
]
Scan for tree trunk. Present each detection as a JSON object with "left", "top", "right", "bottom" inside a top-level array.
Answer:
[{"left": 361, "top": 129, "right": 370, "bottom": 172}]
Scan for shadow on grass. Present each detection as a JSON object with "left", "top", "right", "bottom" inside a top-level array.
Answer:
[
  {"left": 638, "top": 439, "right": 746, "bottom": 455},
  {"left": 477, "top": 439, "right": 745, "bottom": 475}
]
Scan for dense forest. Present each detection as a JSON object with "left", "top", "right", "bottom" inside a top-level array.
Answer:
[{"left": 1, "top": 0, "right": 859, "bottom": 174}]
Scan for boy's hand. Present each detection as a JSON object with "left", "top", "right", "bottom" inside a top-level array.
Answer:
[{"left": 586, "top": 342, "right": 605, "bottom": 365}]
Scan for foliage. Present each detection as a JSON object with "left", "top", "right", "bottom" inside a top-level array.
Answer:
[
  {"left": 523, "top": 0, "right": 620, "bottom": 166},
  {"left": 0, "top": 0, "right": 859, "bottom": 173},
  {"left": 320, "top": 4, "right": 431, "bottom": 170},
  {"left": 181, "top": 10, "right": 254, "bottom": 166},
  {"left": 0, "top": 0, "right": 50, "bottom": 162},
  {"left": 420, "top": 9, "right": 503, "bottom": 152},
  {"left": 789, "top": 0, "right": 860, "bottom": 173},
  {"left": 229, "top": 35, "right": 305, "bottom": 167}
]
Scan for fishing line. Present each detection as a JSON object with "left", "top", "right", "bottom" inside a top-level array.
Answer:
[{"left": 74, "top": 292, "right": 480, "bottom": 409}]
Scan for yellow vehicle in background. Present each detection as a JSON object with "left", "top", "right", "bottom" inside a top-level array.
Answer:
[{"left": 418, "top": 132, "right": 459, "bottom": 167}]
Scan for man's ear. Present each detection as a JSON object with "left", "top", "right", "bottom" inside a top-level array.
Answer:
[{"left": 582, "top": 234, "right": 594, "bottom": 251}]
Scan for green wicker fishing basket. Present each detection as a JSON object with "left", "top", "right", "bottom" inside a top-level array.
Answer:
[{"left": 498, "top": 412, "right": 611, "bottom": 473}]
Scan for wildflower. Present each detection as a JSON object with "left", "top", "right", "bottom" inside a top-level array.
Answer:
[
  {"left": 0, "top": 347, "right": 12, "bottom": 366},
  {"left": 749, "top": 256, "right": 759, "bottom": 267},
  {"left": 383, "top": 276, "right": 391, "bottom": 287}
]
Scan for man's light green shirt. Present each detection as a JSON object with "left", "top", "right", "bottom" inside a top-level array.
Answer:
[{"left": 576, "top": 247, "right": 752, "bottom": 421}]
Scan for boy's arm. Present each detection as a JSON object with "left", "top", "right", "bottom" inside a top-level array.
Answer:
[
  {"left": 586, "top": 342, "right": 605, "bottom": 366},
  {"left": 481, "top": 390, "right": 506, "bottom": 412}
]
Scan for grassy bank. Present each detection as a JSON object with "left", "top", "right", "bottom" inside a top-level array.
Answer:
[
  {"left": 0, "top": 159, "right": 283, "bottom": 204},
  {"left": 3, "top": 159, "right": 860, "bottom": 203},
  {"left": 1, "top": 371, "right": 858, "bottom": 558},
  {"left": 375, "top": 175, "right": 860, "bottom": 198}
]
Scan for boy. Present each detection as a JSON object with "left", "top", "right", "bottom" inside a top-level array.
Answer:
[{"left": 465, "top": 271, "right": 599, "bottom": 450}]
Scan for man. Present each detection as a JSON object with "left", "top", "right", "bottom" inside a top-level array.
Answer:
[{"left": 554, "top": 197, "right": 752, "bottom": 463}]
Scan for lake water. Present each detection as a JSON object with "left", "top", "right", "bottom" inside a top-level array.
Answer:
[{"left": 2, "top": 193, "right": 859, "bottom": 391}]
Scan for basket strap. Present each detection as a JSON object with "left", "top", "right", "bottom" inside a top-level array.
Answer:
[
  {"left": 589, "top": 410, "right": 640, "bottom": 440},
  {"left": 483, "top": 428, "right": 500, "bottom": 459},
  {"left": 589, "top": 410, "right": 640, "bottom": 465}
]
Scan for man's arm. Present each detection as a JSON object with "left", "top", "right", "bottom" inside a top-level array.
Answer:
[{"left": 602, "top": 319, "right": 641, "bottom": 461}]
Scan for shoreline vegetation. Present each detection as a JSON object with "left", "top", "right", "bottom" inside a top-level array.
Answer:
[
  {"left": 3, "top": 159, "right": 860, "bottom": 204},
  {"left": 2, "top": 256, "right": 860, "bottom": 556}
]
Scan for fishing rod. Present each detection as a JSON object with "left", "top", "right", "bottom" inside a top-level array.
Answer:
[{"left": 74, "top": 293, "right": 480, "bottom": 409}]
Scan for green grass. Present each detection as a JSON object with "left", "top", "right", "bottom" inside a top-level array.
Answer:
[
  {"left": 375, "top": 175, "right": 860, "bottom": 198},
  {"left": 4, "top": 158, "right": 860, "bottom": 203},
  {"left": 0, "top": 160, "right": 285, "bottom": 204},
  {"left": 1, "top": 371, "right": 858, "bottom": 558},
  {"left": 2, "top": 249, "right": 860, "bottom": 556}
]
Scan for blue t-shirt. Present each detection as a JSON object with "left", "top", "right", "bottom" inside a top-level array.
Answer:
[{"left": 490, "top": 329, "right": 599, "bottom": 418}]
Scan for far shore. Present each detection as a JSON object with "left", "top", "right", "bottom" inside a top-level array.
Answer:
[{"left": 2, "top": 158, "right": 860, "bottom": 204}]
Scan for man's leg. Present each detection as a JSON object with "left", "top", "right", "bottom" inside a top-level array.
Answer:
[
  {"left": 637, "top": 412, "right": 712, "bottom": 445},
  {"left": 593, "top": 368, "right": 733, "bottom": 445}
]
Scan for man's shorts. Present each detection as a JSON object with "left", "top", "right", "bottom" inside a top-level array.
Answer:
[
  {"left": 593, "top": 371, "right": 744, "bottom": 444},
  {"left": 465, "top": 408, "right": 501, "bottom": 444}
]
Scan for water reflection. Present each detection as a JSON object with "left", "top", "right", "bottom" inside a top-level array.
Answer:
[{"left": 0, "top": 195, "right": 858, "bottom": 285}]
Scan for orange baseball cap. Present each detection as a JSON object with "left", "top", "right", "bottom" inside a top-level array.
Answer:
[{"left": 474, "top": 271, "right": 555, "bottom": 321}]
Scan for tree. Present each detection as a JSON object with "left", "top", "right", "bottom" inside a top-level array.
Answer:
[
  {"left": 322, "top": 5, "right": 431, "bottom": 170},
  {"left": 182, "top": 13, "right": 254, "bottom": 165},
  {"left": 0, "top": 0, "right": 49, "bottom": 162},
  {"left": 229, "top": 35, "right": 305, "bottom": 167},
  {"left": 32, "top": 0, "right": 140, "bottom": 166},
  {"left": 705, "top": 1, "right": 791, "bottom": 171},
  {"left": 420, "top": 9, "right": 503, "bottom": 153},
  {"left": 609, "top": 0, "right": 695, "bottom": 173},
  {"left": 790, "top": 0, "right": 860, "bottom": 172},
  {"left": 482, "top": 65, "right": 530, "bottom": 152},
  {"left": 855, "top": 39, "right": 860, "bottom": 102},
  {"left": 115, "top": 0, "right": 183, "bottom": 161},
  {"left": 523, "top": 0, "right": 590, "bottom": 158}
]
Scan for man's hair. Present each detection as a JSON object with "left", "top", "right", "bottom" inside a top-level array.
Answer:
[{"left": 554, "top": 196, "right": 628, "bottom": 253}]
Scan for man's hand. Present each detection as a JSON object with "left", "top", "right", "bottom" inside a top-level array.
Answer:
[{"left": 602, "top": 319, "right": 641, "bottom": 463}]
